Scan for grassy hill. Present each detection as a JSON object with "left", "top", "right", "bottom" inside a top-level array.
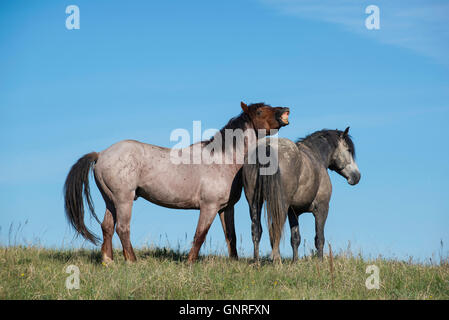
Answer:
[{"left": 1, "top": 245, "right": 448, "bottom": 299}]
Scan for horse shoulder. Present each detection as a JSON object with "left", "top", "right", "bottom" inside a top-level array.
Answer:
[
  {"left": 314, "top": 167, "right": 332, "bottom": 206},
  {"left": 288, "top": 147, "right": 320, "bottom": 208}
]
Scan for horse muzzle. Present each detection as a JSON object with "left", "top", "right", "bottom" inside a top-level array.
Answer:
[
  {"left": 276, "top": 107, "right": 290, "bottom": 126},
  {"left": 347, "top": 170, "right": 361, "bottom": 185}
]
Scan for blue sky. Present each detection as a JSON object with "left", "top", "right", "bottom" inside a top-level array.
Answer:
[{"left": 1, "top": 0, "right": 448, "bottom": 261}]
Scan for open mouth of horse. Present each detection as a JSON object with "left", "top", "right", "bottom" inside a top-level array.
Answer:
[{"left": 278, "top": 109, "right": 290, "bottom": 125}]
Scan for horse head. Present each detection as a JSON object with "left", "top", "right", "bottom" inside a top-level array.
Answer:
[
  {"left": 330, "top": 127, "right": 361, "bottom": 185},
  {"left": 240, "top": 102, "right": 289, "bottom": 135}
]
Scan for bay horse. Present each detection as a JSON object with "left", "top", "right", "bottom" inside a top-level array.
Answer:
[
  {"left": 242, "top": 127, "right": 360, "bottom": 262},
  {"left": 64, "top": 102, "right": 290, "bottom": 263}
]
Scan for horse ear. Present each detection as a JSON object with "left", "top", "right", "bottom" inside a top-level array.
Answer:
[
  {"left": 241, "top": 102, "right": 249, "bottom": 114},
  {"left": 343, "top": 126, "right": 350, "bottom": 137}
]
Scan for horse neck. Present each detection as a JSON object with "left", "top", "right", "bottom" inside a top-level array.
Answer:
[
  {"left": 221, "top": 122, "right": 257, "bottom": 168},
  {"left": 241, "top": 122, "right": 258, "bottom": 153},
  {"left": 188, "top": 121, "right": 257, "bottom": 170},
  {"left": 299, "top": 138, "right": 336, "bottom": 169}
]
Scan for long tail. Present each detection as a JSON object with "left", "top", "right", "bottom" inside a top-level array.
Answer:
[
  {"left": 63, "top": 152, "right": 101, "bottom": 245},
  {"left": 251, "top": 142, "right": 287, "bottom": 245}
]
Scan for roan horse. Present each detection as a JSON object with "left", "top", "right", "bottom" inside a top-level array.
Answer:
[
  {"left": 64, "top": 102, "right": 290, "bottom": 263},
  {"left": 242, "top": 127, "right": 360, "bottom": 262}
]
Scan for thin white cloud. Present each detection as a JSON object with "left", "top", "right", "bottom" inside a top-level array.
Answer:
[{"left": 261, "top": 0, "right": 449, "bottom": 66}]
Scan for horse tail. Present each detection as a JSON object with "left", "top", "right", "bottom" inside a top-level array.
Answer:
[
  {"left": 63, "top": 152, "right": 101, "bottom": 245},
  {"left": 251, "top": 142, "right": 287, "bottom": 246}
]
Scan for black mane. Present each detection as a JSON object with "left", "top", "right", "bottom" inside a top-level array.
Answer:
[
  {"left": 296, "top": 129, "right": 356, "bottom": 159},
  {"left": 202, "top": 103, "right": 268, "bottom": 148}
]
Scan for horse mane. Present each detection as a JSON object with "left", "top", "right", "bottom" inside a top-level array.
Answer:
[
  {"left": 202, "top": 103, "right": 267, "bottom": 148},
  {"left": 296, "top": 129, "right": 356, "bottom": 159}
]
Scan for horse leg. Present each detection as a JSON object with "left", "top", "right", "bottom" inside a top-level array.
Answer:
[
  {"left": 187, "top": 204, "right": 218, "bottom": 263},
  {"left": 313, "top": 205, "right": 329, "bottom": 259},
  {"left": 115, "top": 197, "right": 137, "bottom": 262},
  {"left": 219, "top": 206, "right": 238, "bottom": 260},
  {"left": 267, "top": 210, "right": 283, "bottom": 264},
  {"left": 270, "top": 234, "right": 282, "bottom": 264},
  {"left": 95, "top": 177, "right": 117, "bottom": 264},
  {"left": 101, "top": 207, "right": 116, "bottom": 263},
  {"left": 249, "top": 201, "right": 263, "bottom": 261},
  {"left": 288, "top": 208, "right": 300, "bottom": 262}
]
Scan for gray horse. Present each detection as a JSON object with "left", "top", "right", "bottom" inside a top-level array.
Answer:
[
  {"left": 242, "top": 127, "right": 360, "bottom": 262},
  {"left": 64, "top": 102, "right": 290, "bottom": 263}
]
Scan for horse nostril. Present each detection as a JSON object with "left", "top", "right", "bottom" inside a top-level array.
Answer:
[{"left": 351, "top": 172, "right": 361, "bottom": 185}]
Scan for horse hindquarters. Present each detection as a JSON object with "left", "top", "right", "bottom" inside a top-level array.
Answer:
[
  {"left": 243, "top": 151, "right": 288, "bottom": 262},
  {"left": 94, "top": 142, "right": 143, "bottom": 262},
  {"left": 242, "top": 163, "right": 263, "bottom": 261}
]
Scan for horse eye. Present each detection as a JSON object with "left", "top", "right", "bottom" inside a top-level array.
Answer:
[{"left": 256, "top": 110, "right": 262, "bottom": 116}]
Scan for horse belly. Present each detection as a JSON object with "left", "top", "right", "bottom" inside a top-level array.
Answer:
[{"left": 138, "top": 165, "right": 201, "bottom": 209}]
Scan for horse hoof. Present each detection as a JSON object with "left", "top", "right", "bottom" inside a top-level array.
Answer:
[{"left": 101, "top": 254, "right": 114, "bottom": 266}]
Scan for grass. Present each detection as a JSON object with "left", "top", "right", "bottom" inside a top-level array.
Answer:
[{"left": 1, "top": 245, "right": 448, "bottom": 300}]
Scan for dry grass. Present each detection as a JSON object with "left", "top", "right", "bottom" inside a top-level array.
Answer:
[{"left": 1, "top": 245, "right": 448, "bottom": 300}]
